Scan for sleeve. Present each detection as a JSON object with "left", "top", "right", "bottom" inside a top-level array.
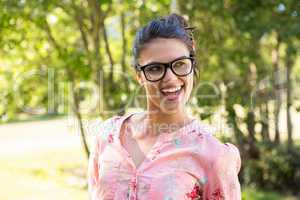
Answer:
[
  {"left": 87, "top": 116, "right": 119, "bottom": 199},
  {"left": 87, "top": 119, "right": 107, "bottom": 200},
  {"left": 204, "top": 142, "right": 242, "bottom": 200},
  {"left": 87, "top": 131, "right": 104, "bottom": 199}
]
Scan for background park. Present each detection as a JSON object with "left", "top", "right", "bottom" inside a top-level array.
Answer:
[{"left": 0, "top": 0, "right": 300, "bottom": 199}]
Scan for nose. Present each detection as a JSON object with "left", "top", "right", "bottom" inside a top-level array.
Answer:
[{"left": 162, "top": 67, "right": 177, "bottom": 82}]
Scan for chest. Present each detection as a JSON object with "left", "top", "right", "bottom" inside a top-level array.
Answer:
[
  {"left": 99, "top": 138, "right": 206, "bottom": 200},
  {"left": 120, "top": 127, "right": 159, "bottom": 169}
]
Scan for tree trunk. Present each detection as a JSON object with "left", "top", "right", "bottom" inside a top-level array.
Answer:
[
  {"left": 101, "top": 19, "right": 115, "bottom": 87},
  {"left": 286, "top": 45, "right": 294, "bottom": 148},
  {"left": 69, "top": 79, "right": 90, "bottom": 158},
  {"left": 73, "top": 91, "right": 90, "bottom": 159},
  {"left": 43, "top": 18, "right": 90, "bottom": 158},
  {"left": 273, "top": 34, "right": 281, "bottom": 144},
  {"left": 246, "top": 110, "right": 260, "bottom": 159},
  {"left": 120, "top": 10, "right": 129, "bottom": 92},
  {"left": 260, "top": 102, "right": 270, "bottom": 142},
  {"left": 227, "top": 106, "right": 246, "bottom": 154}
]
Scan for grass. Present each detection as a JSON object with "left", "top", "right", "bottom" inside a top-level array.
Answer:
[
  {"left": 0, "top": 113, "right": 67, "bottom": 125},
  {"left": 0, "top": 149, "right": 88, "bottom": 200},
  {"left": 242, "top": 186, "right": 298, "bottom": 200}
]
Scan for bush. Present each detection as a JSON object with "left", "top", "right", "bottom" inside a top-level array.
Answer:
[{"left": 242, "top": 142, "right": 300, "bottom": 195}]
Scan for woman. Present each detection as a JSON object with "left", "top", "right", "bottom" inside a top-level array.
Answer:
[{"left": 88, "top": 13, "right": 241, "bottom": 200}]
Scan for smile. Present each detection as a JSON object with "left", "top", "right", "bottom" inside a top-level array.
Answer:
[{"left": 160, "top": 85, "right": 184, "bottom": 101}]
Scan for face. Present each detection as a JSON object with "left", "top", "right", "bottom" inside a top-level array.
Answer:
[{"left": 136, "top": 38, "right": 194, "bottom": 114}]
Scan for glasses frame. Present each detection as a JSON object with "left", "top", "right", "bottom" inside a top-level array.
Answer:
[{"left": 135, "top": 55, "right": 195, "bottom": 82}]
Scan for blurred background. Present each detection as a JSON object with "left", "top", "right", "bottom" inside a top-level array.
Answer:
[{"left": 0, "top": 0, "right": 300, "bottom": 199}]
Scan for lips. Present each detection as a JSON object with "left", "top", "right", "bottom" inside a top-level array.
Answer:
[
  {"left": 160, "top": 85, "right": 184, "bottom": 101},
  {"left": 161, "top": 86, "right": 182, "bottom": 93}
]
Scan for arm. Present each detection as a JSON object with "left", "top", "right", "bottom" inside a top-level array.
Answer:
[
  {"left": 87, "top": 135, "right": 102, "bottom": 200},
  {"left": 204, "top": 143, "right": 242, "bottom": 200}
]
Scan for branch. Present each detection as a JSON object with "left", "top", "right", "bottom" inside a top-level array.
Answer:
[
  {"left": 121, "top": 11, "right": 127, "bottom": 72},
  {"left": 43, "top": 18, "right": 61, "bottom": 51},
  {"left": 72, "top": 2, "right": 90, "bottom": 54},
  {"left": 101, "top": 19, "right": 115, "bottom": 83}
]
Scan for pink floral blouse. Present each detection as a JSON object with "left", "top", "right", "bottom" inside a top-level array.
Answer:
[{"left": 88, "top": 112, "right": 241, "bottom": 200}]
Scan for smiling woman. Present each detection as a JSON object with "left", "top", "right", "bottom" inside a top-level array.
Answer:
[
  {"left": 88, "top": 13, "right": 241, "bottom": 200},
  {"left": 135, "top": 37, "right": 195, "bottom": 113}
]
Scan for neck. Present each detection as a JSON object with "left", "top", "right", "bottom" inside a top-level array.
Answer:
[{"left": 145, "top": 103, "right": 191, "bottom": 136}]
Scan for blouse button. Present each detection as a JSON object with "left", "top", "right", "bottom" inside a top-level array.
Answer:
[
  {"left": 173, "top": 138, "right": 181, "bottom": 147},
  {"left": 198, "top": 176, "right": 208, "bottom": 185},
  {"left": 130, "top": 177, "right": 137, "bottom": 189},
  {"left": 131, "top": 181, "right": 137, "bottom": 189}
]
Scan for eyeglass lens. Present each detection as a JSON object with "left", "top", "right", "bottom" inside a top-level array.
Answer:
[{"left": 143, "top": 58, "right": 192, "bottom": 81}]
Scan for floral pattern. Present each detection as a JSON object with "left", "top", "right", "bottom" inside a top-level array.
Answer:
[
  {"left": 107, "top": 133, "right": 114, "bottom": 143},
  {"left": 185, "top": 182, "right": 203, "bottom": 200},
  {"left": 211, "top": 188, "right": 224, "bottom": 200},
  {"left": 185, "top": 185, "right": 224, "bottom": 200},
  {"left": 88, "top": 112, "right": 241, "bottom": 200}
]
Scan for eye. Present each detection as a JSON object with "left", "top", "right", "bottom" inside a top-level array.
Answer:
[
  {"left": 173, "top": 60, "right": 187, "bottom": 68},
  {"left": 145, "top": 65, "right": 164, "bottom": 72}
]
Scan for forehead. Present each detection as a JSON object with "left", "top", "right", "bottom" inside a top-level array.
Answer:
[{"left": 138, "top": 38, "right": 190, "bottom": 65}]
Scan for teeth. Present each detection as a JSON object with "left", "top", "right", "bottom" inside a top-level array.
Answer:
[{"left": 161, "top": 86, "right": 182, "bottom": 93}]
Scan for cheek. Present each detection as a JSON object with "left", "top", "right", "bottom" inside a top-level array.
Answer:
[
  {"left": 144, "top": 83, "right": 160, "bottom": 99},
  {"left": 184, "top": 76, "right": 194, "bottom": 98}
]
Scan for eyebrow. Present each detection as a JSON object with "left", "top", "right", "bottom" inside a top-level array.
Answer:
[{"left": 143, "top": 55, "right": 189, "bottom": 66}]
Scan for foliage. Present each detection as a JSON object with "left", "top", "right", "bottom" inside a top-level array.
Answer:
[{"left": 242, "top": 142, "right": 300, "bottom": 194}]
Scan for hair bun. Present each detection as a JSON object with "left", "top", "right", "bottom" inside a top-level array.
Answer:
[
  {"left": 166, "top": 13, "right": 195, "bottom": 29},
  {"left": 163, "top": 13, "right": 195, "bottom": 41}
]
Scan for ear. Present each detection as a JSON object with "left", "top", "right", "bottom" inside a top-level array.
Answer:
[{"left": 192, "top": 40, "right": 196, "bottom": 51}]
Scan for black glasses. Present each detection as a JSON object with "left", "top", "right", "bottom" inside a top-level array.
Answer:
[{"left": 135, "top": 56, "right": 195, "bottom": 82}]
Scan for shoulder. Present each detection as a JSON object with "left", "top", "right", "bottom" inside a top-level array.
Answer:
[
  {"left": 88, "top": 114, "right": 135, "bottom": 161},
  {"left": 192, "top": 119, "right": 216, "bottom": 136},
  {"left": 96, "top": 115, "right": 124, "bottom": 142},
  {"left": 207, "top": 136, "right": 241, "bottom": 173},
  {"left": 88, "top": 115, "right": 123, "bottom": 152},
  {"left": 94, "top": 112, "right": 141, "bottom": 142},
  {"left": 222, "top": 143, "right": 241, "bottom": 173},
  {"left": 191, "top": 120, "right": 241, "bottom": 172}
]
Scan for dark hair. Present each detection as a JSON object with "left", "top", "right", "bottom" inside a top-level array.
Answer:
[{"left": 132, "top": 13, "right": 198, "bottom": 80}]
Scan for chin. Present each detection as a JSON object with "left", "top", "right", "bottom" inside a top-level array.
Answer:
[{"left": 159, "top": 100, "right": 186, "bottom": 115}]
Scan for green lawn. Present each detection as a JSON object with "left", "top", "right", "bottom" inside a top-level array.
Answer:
[
  {"left": 0, "top": 149, "right": 88, "bottom": 200},
  {"left": 0, "top": 118, "right": 88, "bottom": 200},
  {"left": 242, "top": 186, "right": 297, "bottom": 200}
]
